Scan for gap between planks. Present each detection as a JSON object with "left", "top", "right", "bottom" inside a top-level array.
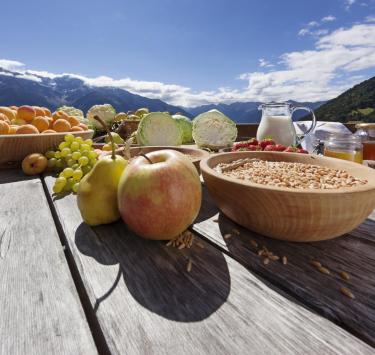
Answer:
[{"left": 40, "top": 176, "right": 111, "bottom": 355}]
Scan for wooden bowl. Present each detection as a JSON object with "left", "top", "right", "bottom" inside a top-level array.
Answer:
[
  {"left": 101, "top": 146, "right": 209, "bottom": 173},
  {"left": 200, "top": 151, "right": 375, "bottom": 242},
  {"left": 0, "top": 130, "right": 94, "bottom": 167}
]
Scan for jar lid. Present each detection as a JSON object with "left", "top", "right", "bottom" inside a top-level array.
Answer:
[
  {"left": 325, "top": 133, "right": 362, "bottom": 143},
  {"left": 355, "top": 123, "right": 375, "bottom": 129}
]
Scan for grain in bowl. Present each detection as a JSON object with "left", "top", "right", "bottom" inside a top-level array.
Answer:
[{"left": 214, "top": 158, "right": 368, "bottom": 190}]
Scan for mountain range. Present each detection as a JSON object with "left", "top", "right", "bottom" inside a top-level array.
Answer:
[
  {"left": 311, "top": 76, "right": 375, "bottom": 123},
  {"left": 0, "top": 67, "right": 373, "bottom": 123},
  {"left": 0, "top": 68, "right": 189, "bottom": 116},
  {"left": 184, "top": 101, "right": 325, "bottom": 122}
]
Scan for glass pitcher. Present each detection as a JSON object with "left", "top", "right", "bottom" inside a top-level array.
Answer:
[{"left": 256, "top": 102, "right": 316, "bottom": 147}]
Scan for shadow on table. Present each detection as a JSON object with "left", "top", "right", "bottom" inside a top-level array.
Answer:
[{"left": 75, "top": 221, "right": 231, "bottom": 323}]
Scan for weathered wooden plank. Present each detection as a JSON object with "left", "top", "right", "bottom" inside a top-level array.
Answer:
[
  {"left": 44, "top": 175, "right": 373, "bottom": 354},
  {"left": 0, "top": 171, "right": 97, "bottom": 355},
  {"left": 192, "top": 186, "right": 375, "bottom": 347}
]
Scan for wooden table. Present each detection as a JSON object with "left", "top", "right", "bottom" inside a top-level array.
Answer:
[{"left": 1, "top": 170, "right": 375, "bottom": 354}]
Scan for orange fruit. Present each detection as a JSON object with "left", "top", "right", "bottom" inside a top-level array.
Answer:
[
  {"left": 70, "top": 126, "right": 84, "bottom": 132},
  {"left": 0, "top": 120, "right": 10, "bottom": 134},
  {"left": 52, "top": 111, "right": 62, "bottom": 121},
  {"left": 0, "top": 107, "right": 16, "bottom": 121},
  {"left": 32, "top": 116, "right": 50, "bottom": 132},
  {"left": 46, "top": 116, "right": 53, "bottom": 128},
  {"left": 67, "top": 115, "right": 80, "bottom": 127},
  {"left": 17, "top": 106, "right": 36, "bottom": 122},
  {"left": 0, "top": 113, "right": 10, "bottom": 123},
  {"left": 53, "top": 119, "right": 71, "bottom": 132},
  {"left": 8, "top": 125, "right": 18, "bottom": 134},
  {"left": 33, "top": 106, "right": 46, "bottom": 117},
  {"left": 42, "top": 107, "right": 52, "bottom": 117},
  {"left": 42, "top": 129, "right": 57, "bottom": 134},
  {"left": 16, "top": 124, "right": 39, "bottom": 134},
  {"left": 78, "top": 123, "right": 88, "bottom": 130}
]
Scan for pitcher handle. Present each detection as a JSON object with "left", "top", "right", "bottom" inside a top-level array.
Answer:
[{"left": 291, "top": 106, "right": 317, "bottom": 144}]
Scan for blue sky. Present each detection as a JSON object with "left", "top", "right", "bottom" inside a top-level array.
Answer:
[{"left": 1, "top": 0, "right": 375, "bottom": 106}]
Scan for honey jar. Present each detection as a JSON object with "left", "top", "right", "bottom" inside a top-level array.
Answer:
[
  {"left": 355, "top": 123, "right": 375, "bottom": 161},
  {"left": 324, "top": 134, "right": 363, "bottom": 164}
]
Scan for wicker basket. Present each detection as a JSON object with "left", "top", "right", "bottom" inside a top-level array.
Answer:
[{"left": 0, "top": 130, "right": 94, "bottom": 168}]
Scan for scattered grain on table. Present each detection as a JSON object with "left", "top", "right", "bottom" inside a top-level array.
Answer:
[
  {"left": 340, "top": 287, "right": 355, "bottom": 299},
  {"left": 318, "top": 266, "right": 330, "bottom": 275},
  {"left": 311, "top": 260, "right": 322, "bottom": 268},
  {"left": 340, "top": 271, "right": 350, "bottom": 281}
]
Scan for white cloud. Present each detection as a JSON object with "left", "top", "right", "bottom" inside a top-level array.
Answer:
[
  {"left": 321, "top": 15, "right": 336, "bottom": 22},
  {"left": 259, "top": 58, "right": 274, "bottom": 68},
  {"left": 345, "top": 0, "right": 356, "bottom": 10},
  {"left": 0, "top": 59, "right": 25, "bottom": 71},
  {"left": 308, "top": 21, "right": 319, "bottom": 27},
  {"left": 0, "top": 21, "right": 374, "bottom": 106},
  {"left": 298, "top": 28, "right": 310, "bottom": 36},
  {"left": 365, "top": 15, "right": 375, "bottom": 22}
]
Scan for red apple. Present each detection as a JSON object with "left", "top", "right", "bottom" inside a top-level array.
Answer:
[{"left": 117, "top": 150, "right": 202, "bottom": 240}]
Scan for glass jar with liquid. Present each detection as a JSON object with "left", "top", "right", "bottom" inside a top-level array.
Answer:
[
  {"left": 324, "top": 134, "right": 363, "bottom": 164},
  {"left": 355, "top": 123, "right": 375, "bottom": 161}
]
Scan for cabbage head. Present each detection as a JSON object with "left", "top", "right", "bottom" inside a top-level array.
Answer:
[
  {"left": 192, "top": 109, "right": 237, "bottom": 149},
  {"left": 57, "top": 106, "right": 84, "bottom": 119},
  {"left": 172, "top": 114, "right": 193, "bottom": 143},
  {"left": 87, "top": 104, "right": 116, "bottom": 129},
  {"left": 137, "top": 112, "right": 183, "bottom": 146}
]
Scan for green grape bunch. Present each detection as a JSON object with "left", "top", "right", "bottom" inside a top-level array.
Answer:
[{"left": 45, "top": 134, "right": 99, "bottom": 194}]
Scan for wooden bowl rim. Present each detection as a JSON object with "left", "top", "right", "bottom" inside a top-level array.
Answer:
[
  {"left": 0, "top": 129, "right": 94, "bottom": 138},
  {"left": 200, "top": 151, "right": 375, "bottom": 195}
]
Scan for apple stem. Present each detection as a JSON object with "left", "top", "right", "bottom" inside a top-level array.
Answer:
[
  {"left": 140, "top": 153, "right": 153, "bottom": 164},
  {"left": 93, "top": 115, "right": 116, "bottom": 160}
]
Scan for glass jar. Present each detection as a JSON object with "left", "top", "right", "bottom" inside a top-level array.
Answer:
[
  {"left": 355, "top": 123, "right": 375, "bottom": 160},
  {"left": 324, "top": 134, "right": 363, "bottom": 164}
]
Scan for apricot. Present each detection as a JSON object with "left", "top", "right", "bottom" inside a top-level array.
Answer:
[
  {"left": 17, "top": 105, "right": 36, "bottom": 122},
  {"left": 52, "top": 111, "right": 62, "bottom": 121},
  {"left": 33, "top": 106, "right": 46, "bottom": 117},
  {"left": 8, "top": 125, "right": 18, "bottom": 134},
  {"left": 0, "top": 107, "right": 16, "bottom": 121},
  {"left": 78, "top": 123, "right": 88, "bottom": 130},
  {"left": 42, "top": 107, "right": 52, "bottom": 117},
  {"left": 32, "top": 116, "right": 50, "bottom": 132},
  {"left": 11, "top": 118, "right": 27, "bottom": 126},
  {"left": 53, "top": 119, "right": 71, "bottom": 132},
  {"left": 70, "top": 126, "right": 84, "bottom": 132},
  {"left": 67, "top": 115, "right": 80, "bottom": 127},
  {"left": 16, "top": 124, "right": 39, "bottom": 134},
  {"left": 42, "top": 129, "right": 57, "bottom": 134},
  {"left": 0, "top": 120, "right": 10, "bottom": 134},
  {"left": 46, "top": 116, "right": 53, "bottom": 128},
  {"left": 0, "top": 113, "right": 10, "bottom": 123},
  {"left": 9, "top": 106, "right": 18, "bottom": 110}
]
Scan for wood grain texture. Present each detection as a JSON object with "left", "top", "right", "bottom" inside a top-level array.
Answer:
[
  {"left": 200, "top": 151, "right": 375, "bottom": 241},
  {"left": 0, "top": 172, "right": 97, "bottom": 355},
  {"left": 44, "top": 175, "right": 373, "bottom": 355},
  {"left": 192, "top": 185, "right": 375, "bottom": 347}
]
